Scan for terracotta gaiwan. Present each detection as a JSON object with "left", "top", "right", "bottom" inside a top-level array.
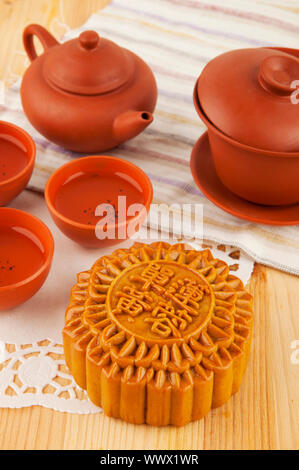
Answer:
[
  {"left": 194, "top": 47, "right": 299, "bottom": 206},
  {"left": 21, "top": 24, "right": 157, "bottom": 153}
]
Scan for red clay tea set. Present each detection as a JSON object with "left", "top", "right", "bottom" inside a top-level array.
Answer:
[{"left": 0, "top": 22, "right": 298, "bottom": 425}]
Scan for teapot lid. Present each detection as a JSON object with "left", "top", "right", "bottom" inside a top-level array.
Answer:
[
  {"left": 196, "top": 47, "right": 299, "bottom": 152},
  {"left": 43, "top": 30, "right": 135, "bottom": 95}
]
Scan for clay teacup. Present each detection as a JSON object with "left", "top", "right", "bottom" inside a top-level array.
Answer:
[
  {"left": 0, "top": 121, "right": 36, "bottom": 206},
  {"left": 45, "top": 156, "right": 153, "bottom": 247},
  {"left": 0, "top": 208, "right": 54, "bottom": 310}
]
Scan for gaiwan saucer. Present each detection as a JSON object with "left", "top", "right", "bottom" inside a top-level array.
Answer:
[{"left": 190, "top": 132, "right": 299, "bottom": 226}]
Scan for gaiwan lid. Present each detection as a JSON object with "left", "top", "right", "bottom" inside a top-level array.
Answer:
[
  {"left": 197, "top": 47, "right": 299, "bottom": 152},
  {"left": 43, "top": 30, "right": 135, "bottom": 95}
]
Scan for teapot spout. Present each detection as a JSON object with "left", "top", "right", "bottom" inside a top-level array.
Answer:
[{"left": 113, "top": 110, "right": 153, "bottom": 142}]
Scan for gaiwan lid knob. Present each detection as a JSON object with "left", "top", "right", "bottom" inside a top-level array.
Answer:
[
  {"left": 43, "top": 29, "right": 135, "bottom": 96},
  {"left": 196, "top": 47, "right": 299, "bottom": 152}
]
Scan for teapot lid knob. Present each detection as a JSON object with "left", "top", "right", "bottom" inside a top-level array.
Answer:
[{"left": 79, "top": 31, "right": 100, "bottom": 50}]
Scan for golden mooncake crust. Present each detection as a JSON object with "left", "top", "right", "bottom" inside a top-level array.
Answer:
[{"left": 63, "top": 242, "right": 253, "bottom": 426}]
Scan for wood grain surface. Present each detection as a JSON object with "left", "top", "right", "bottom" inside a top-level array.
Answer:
[{"left": 0, "top": 0, "right": 298, "bottom": 451}]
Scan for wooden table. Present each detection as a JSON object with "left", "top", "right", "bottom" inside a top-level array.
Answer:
[{"left": 0, "top": 0, "right": 298, "bottom": 450}]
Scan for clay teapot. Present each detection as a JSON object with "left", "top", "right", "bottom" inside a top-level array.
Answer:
[{"left": 21, "top": 25, "right": 157, "bottom": 153}]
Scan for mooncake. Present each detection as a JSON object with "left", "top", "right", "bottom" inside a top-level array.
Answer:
[{"left": 63, "top": 242, "right": 253, "bottom": 426}]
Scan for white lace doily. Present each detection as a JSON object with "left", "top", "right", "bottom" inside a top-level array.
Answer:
[{"left": 0, "top": 193, "right": 254, "bottom": 414}]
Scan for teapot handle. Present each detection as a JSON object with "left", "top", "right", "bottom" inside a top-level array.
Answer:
[{"left": 23, "top": 24, "right": 59, "bottom": 62}]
